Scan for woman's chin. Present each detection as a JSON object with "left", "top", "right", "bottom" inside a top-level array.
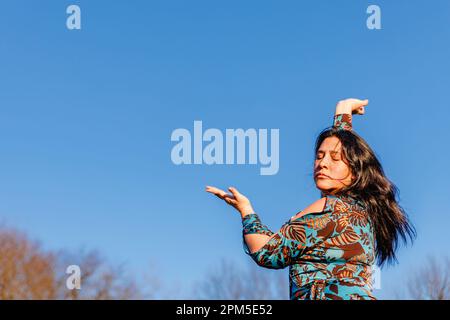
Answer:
[{"left": 315, "top": 181, "right": 334, "bottom": 192}]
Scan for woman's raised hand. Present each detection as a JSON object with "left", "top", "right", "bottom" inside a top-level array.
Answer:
[
  {"left": 336, "top": 98, "right": 369, "bottom": 115},
  {"left": 206, "top": 186, "right": 255, "bottom": 217}
]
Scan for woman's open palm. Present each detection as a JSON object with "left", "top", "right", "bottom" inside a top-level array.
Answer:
[{"left": 205, "top": 186, "right": 253, "bottom": 216}]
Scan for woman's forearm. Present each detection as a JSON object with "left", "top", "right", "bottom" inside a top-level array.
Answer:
[
  {"left": 241, "top": 213, "right": 275, "bottom": 254},
  {"left": 334, "top": 101, "right": 354, "bottom": 131},
  {"left": 244, "top": 233, "right": 272, "bottom": 254}
]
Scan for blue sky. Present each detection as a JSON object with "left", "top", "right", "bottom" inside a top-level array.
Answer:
[{"left": 0, "top": 0, "right": 449, "bottom": 299}]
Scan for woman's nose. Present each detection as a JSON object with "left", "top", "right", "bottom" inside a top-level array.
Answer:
[{"left": 318, "top": 157, "right": 329, "bottom": 168}]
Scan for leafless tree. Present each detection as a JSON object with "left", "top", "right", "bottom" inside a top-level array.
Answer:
[
  {"left": 192, "top": 258, "right": 289, "bottom": 300},
  {"left": 54, "top": 248, "right": 143, "bottom": 299},
  {"left": 403, "top": 256, "right": 449, "bottom": 300},
  {"left": 0, "top": 225, "right": 159, "bottom": 300},
  {"left": 0, "top": 224, "right": 294, "bottom": 300}
]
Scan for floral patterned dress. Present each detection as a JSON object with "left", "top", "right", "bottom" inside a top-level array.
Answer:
[{"left": 242, "top": 113, "right": 377, "bottom": 300}]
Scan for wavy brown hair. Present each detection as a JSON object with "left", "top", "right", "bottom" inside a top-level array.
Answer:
[{"left": 315, "top": 127, "right": 416, "bottom": 266}]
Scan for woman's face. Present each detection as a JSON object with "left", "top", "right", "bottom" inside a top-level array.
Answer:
[{"left": 314, "top": 136, "right": 354, "bottom": 195}]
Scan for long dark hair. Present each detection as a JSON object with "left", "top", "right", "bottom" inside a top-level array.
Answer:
[{"left": 314, "top": 127, "right": 416, "bottom": 267}]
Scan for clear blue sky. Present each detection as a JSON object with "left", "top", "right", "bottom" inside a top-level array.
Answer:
[{"left": 0, "top": 0, "right": 449, "bottom": 299}]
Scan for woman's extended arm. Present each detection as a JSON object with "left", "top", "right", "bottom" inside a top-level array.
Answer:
[
  {"left": 205, "top": 186, "right": 275, "bottom": 253},
  {"left": 242, "top": 195, "right": 346, "bottom": 269},
  {"left": 205, "top": 186, "right": 328, "bottom": 256}
]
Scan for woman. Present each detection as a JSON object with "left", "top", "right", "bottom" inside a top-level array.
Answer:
[{"left": 206, "top": 98, "right": 415, "bottom": 300}]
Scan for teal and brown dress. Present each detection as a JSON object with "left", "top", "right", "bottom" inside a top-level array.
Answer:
[{"left": 242, "top": 113, "right": 376, "bottom": 300}]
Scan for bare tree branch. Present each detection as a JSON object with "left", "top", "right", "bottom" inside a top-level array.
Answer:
[
  {"left": 0, "top": 225, "right": 161, "bottom": 300},
  {"left": 404, "top": 255, "right": 450, "bottom": 300},
  {"left": 192, "top": 258, "right": 289, "bottom": 300}
]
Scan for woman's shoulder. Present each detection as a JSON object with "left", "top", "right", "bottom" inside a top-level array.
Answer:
[
  {"left": 289, "top": 197, "right": 328, "bottom": 223},
  {"left": 289, "top": 193, "right": 367, "bottom": 223},
  {"left": 325, "top": 193, "right": 369, "bottom": 223}
]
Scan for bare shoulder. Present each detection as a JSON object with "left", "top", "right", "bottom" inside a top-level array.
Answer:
[{"left": 290, "top": 197, "right": 327, "bottom": 221}]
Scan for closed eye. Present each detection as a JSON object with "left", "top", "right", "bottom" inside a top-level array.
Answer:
[{"left": 330, "top": 151, "right": 341, "bottom": 161}]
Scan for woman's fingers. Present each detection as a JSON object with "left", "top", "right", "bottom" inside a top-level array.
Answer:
[
  {"left": 206, "top": 185, "right": 239, "bottom": 208},
  {"left": 343, "top": 98, "right": 368, "bottom": 106},
  {"left": 358, "top": 99, "right": 368, "bottom": 114},
  {"left": 346, "top": 99, "right": 368, "bottom": 115},
  {"left": 206, "top": 186, "right": 226, "bottom": 197},
  {"left": 350, "top": 99, "right": 368, "bottom": 107},
  {"left": 228, "top": 187, "right": 241, "bottom": 199},
  {"left": 223, "top": 194, "right": 237, "bottom": 205},
  {"left": 206, "top": 186, "right": 236, "bottom": 204}
]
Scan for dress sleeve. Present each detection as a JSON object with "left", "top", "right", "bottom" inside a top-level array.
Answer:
[
  {"left": 241, "top": 213, "right": 275, "bottom": 255},
  {"left": 242, "top": 195, "right": 345, "bottom": 269},
  {"left": 333, "top": 113, "right": 352, "bottom": 131}
]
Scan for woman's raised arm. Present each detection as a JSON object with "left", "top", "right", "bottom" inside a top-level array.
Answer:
[{"left": 333, "top": 98, "right": 368, "bottom": 131}]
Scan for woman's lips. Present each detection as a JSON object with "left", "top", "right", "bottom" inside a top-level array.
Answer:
[{"left": 315, "top": 173, "right": 329, "bottom": 179}]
